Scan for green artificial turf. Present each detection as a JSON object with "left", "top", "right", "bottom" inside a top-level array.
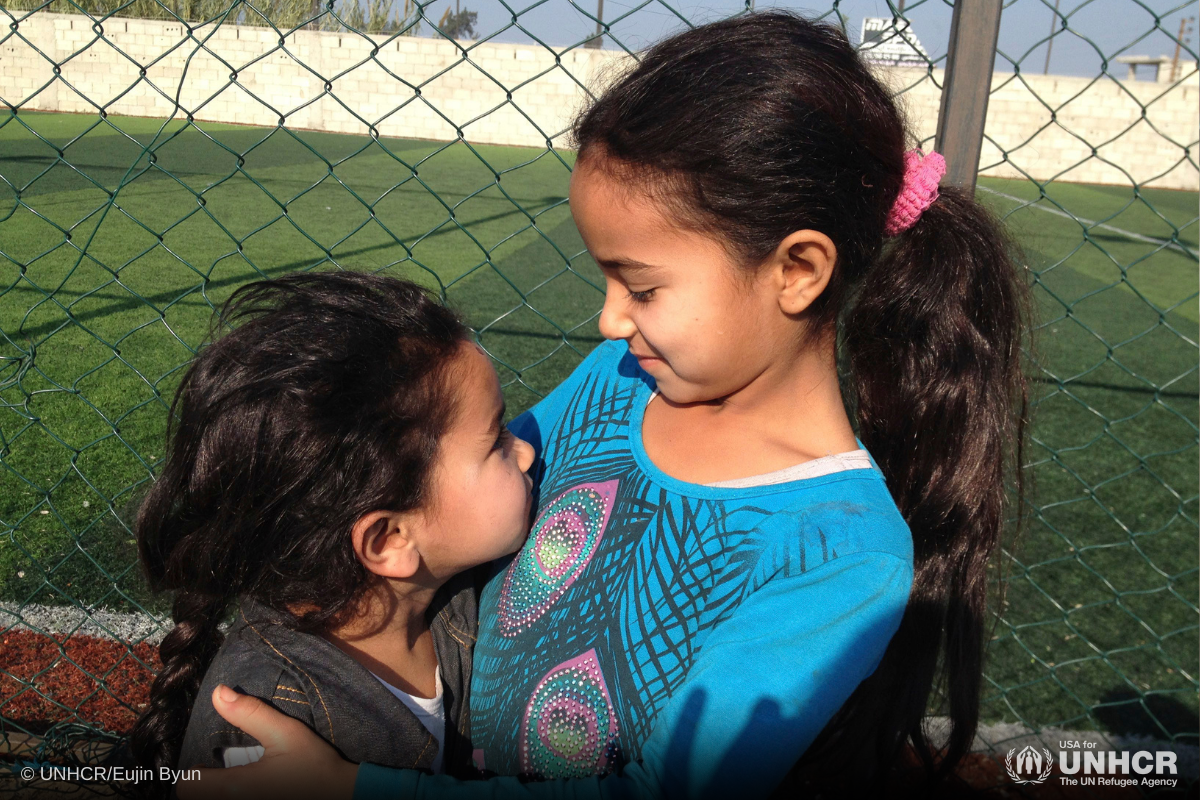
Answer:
[
  {"left": 1, "top": 111, "right": 1196, "bottom": 740},
  {"left": 0, "top": 111, "right": 600, "bottom": 616},
  {"left": 976, "top": 178, "right": 1198, "bottom": 741}
]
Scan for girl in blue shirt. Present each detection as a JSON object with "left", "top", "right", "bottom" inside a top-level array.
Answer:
[{"left": 181, "top": 11, "right": 1029, "bottom": 799}]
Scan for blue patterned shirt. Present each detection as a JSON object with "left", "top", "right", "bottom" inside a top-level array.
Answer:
[{"left": 356, "top": 339, "right": 914, "bottom": 800}]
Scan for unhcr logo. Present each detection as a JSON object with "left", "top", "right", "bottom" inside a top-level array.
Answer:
[
  {"left": 1057, "top": 744, "right": 1179, "bottom": 789},
  {"left": 1002, "top": 741, "right": 1182, "bottom": 790},
  {"left": 1005, "top": 746, "right": 1054, "bottom": 785}
]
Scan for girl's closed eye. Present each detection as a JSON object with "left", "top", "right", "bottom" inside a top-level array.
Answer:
[
  {"left": 493, "top": 427, "right": 513, "bottom": 451},
  {"left": 627, "top": 288, "right": 656, "bottom": 304}
]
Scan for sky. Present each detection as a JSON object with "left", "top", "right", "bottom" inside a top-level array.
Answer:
[{"left": 406, "top": 0, "right": 1199, "bottom": 79}]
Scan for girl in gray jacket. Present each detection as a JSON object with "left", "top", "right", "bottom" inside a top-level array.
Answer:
[{"left": 128, "top": 272, "right": 535, "bottom": 786}]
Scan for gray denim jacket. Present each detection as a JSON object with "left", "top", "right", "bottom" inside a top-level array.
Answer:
[{"left": 178, "top": 572, "right": 478, "bottom": 777}]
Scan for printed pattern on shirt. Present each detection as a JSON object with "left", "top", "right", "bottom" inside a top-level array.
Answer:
[
  {"left": 519, "top": 648, "right": 620, "bottom": 778},
  {"left": 471, "top": 344, "right": 882, "bottom": 779},
  {"left": 498, "top": 481, "right": 619, "bottom": 636}
]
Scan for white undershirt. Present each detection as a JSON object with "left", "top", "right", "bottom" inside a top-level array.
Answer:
[
  {"left": 221, "top": 667, "right": 445, "bottom": 773},
  {"left": 703, "top": 449, "right": 874, "bottom": 487},
  {"left": 644, "top": 391, "right": 874, "bottom": 487},
  {"left": 372, "top": 667, "right": 446, "bottom": 774}
]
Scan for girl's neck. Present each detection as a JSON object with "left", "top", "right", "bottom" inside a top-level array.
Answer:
[
  {"left": 643, "top": 335, "right": 858, "bottom": 484},
  {"left": 321, "top": 583, "right": 440, "bottom": 698}
]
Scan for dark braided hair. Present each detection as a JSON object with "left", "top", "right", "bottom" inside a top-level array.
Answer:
[
  {"left": 573, "top": 11, "right": 1030, "bottom": 795},
  {"left": 128, "top": 272, "right": 471, "bottom": 772}
]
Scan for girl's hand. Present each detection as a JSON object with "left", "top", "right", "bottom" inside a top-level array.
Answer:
[{"left": 177, "top": 685, "right": 359, "bottom": 800}]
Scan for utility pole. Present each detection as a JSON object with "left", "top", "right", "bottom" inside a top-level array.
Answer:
[
  {"left": 1171, "top": 16, "right": 1195, "bottom": 82},
  {"left": 1043, "top": 0, "right": 1060, "bottom": 74},
  {"left": 935, "top": 0, "right": 1003, "bottom": 192},
  {"left": 587, "top": 0, "right": 605, "bottom": 48}
]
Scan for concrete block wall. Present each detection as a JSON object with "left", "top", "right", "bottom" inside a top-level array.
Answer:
[
  {"left": 880, "top": 66, "right": 1199, "bottom": 190},
  {"left": 0, "top": 13, "right": 625, "bottom": 149},
  {"left": 2, "top": 12, "right": 1196, "bottom": 189}
]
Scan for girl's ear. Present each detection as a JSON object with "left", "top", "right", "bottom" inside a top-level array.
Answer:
[
  {"left": 350, "top": 510, "right": 422, "bottom": 580},
  {"left": 771, "top": 230, "right": 838, "bottom": 316}
]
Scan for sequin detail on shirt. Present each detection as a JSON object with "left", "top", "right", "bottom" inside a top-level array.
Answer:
[
  {"left": 498, "top": 481, "right": 618, "bottom": 637},
  {"left": 519, "top": 649, "right": 620, "bottom": 778}
]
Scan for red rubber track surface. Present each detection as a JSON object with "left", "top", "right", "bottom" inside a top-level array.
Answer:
[{"left": 1, "top": 630, "right": 160, "bottom": 735}]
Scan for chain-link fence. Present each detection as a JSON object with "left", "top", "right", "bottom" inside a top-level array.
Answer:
[
  {"left": 974, "top": 0, "right": 1198, "bottom": 766},
  {"left": 1, "top": 0, "right": 1196, "bottom": 792}
]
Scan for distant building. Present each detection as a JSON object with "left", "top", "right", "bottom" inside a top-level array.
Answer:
[
  {"left": 858, "top": 17, "right": 930, "bottom": 67},
  {"left": 1112, "top": 55, "right": 1196, "bottom": 82}
]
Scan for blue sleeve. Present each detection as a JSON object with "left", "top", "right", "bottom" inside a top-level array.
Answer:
[
  {"left": 353, "top": 550, "right": 912, "bottom": 800},
  {"left": 505, "top": 340, "right": 626, "bottom": 466}
]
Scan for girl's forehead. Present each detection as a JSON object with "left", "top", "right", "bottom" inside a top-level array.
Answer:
[
  {"left": 446, "top": 344, "right": 502, "bottom": 425},
  {"left": 570, "top": 166, "right": 679, "bottom": 238},
  {"left": 572, "top": 175, "right": 736, "bottom": 272},
  {"left": 462, "top": 341, "right": 497, "bottom": 378},
  {"left": 569, "top": 161, "right": 622, "bottom": 208},
  {"left": 570, "top": 156, "right": 642, "bottom": 202},
  {"left": 445, "top": 340, "right": 496, "bottom": 392}
]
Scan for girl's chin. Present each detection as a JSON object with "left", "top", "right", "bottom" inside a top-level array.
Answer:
[
  {"left": 635, "top": 358, "right": 729, "bottom": 405},
  {"left": 650, "top": 378, "right": 724, "bottom": 407}
]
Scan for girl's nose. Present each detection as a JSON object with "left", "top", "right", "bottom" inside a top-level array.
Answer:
[
  {"left": 515, "top": 435, "right": 536, "bottom": 474},
  {"left": 598, "top": 284, "right": 637, "bottom": 341}
]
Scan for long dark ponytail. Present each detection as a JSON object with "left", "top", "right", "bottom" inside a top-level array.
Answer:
[
  {"left": 128, "top": 272, "right": 470, "bottom": 772},
  {"left": 573, "top": 11, "right": 1030, "bottom": 794}
]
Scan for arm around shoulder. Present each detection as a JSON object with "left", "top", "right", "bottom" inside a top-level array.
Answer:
[
  {"left": 355, "top": 551, "right": 912, "bottom": 800},
  {"left": 506, "top": 340, "right": 630, "bottom": 459},
  {"left": 179, "top": 640, "right": 318, "bottom": 769}
]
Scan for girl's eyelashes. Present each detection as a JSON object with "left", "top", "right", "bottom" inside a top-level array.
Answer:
[
  {"left": 493, "top": 427, "right": 513, "bottom": 451},
  {"left": 627, "top": 289, "right": 656, "bottom": 305}
]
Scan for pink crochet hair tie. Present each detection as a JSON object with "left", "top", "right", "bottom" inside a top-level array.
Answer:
[{"left": 884, "top": 150, "right": 946, "bottom": 236}]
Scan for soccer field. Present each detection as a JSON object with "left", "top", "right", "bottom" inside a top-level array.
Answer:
[
  {"left": 973, "top": 178, "right": 1198, "bottom": 740},
  {"left": 1, "top": 111, "right": 601, "bottom": 606},
  {"left": 1, "top": 111, "right": 1196, "bottom": 738}
]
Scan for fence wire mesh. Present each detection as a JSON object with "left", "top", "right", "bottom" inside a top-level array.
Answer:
[
  {"left": 974, "top": 0, "right": 1198, "bottom": 766},
  {"left": 0, "top": 0, "right": 1196, "bottom": 793}
]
